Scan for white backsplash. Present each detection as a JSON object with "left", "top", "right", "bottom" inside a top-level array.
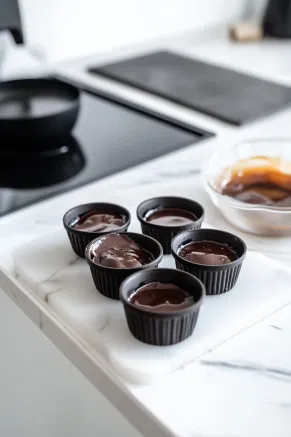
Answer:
[{"left": 19, "top": 0, "right": 267, "bottom": 62}]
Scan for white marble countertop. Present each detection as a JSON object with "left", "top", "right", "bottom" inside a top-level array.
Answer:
[{"left": 2, "top": 26, "right": 291, "bottom": 437}]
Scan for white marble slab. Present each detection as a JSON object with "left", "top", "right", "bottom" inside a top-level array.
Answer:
[{"left": 10, "top": 202, "right": 291, "bottom": 385}]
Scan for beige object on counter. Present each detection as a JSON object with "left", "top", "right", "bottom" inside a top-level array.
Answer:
[{"left": 229, "top": 21, "right": 263, "bottom": 42}]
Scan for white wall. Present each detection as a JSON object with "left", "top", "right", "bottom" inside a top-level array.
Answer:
[{"left": 19, "top": 0, "right": 267, "bottom": 62}]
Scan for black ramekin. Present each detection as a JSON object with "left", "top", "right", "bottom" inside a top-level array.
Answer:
[
  {"left": 120, "top": 268, "right": 205, "bottom": 345},
  {"left": 172, "top": 228, "right": 247, "bottom": 296},
  {"left": 85, "top": 232, "right": 163, "bottom": 300},
  {"left": 136, "top": 196, "right": 204, "bottom": 255},
  {"left": 63, "top": 202, "right": 131, "bottom": 258}
]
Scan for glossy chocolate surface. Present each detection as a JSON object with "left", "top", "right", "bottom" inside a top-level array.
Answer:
[
  {"left": 72, "top": 210, "right": 126, "bottom": 232},
  {"left": 89, "top": 234, "right": 153, "bottom": 268},
  {"left": 217, "top": 155, "right": 291, "bottom": 207},
  {"left": 130, "top": 281, "right": 194, "bottom": 312},
  {"left": 146, "top": 207, "right": 197, "bottom": 226},
  {"left": 179, "top": 240, "right": 238, "bottom": 265}
]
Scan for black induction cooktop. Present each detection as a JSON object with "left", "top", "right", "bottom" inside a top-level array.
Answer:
[
  {"left": 0, "top": 79, "right": 213, "bottom": 217},
  {"left": 89, "top": 50, "right": 291, "bottom": 126}
]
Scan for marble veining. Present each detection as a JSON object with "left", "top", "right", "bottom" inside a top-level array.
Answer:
[
  {"left": 270, "top": 324, "right": 282, "bottom": 330},
  {"left": 201, "top": 360, "right": 291, "bottom": 381}
]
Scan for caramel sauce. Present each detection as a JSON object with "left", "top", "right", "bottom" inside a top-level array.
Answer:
[{"left": 216, "top": 156, "right": 291, "bottom": 207}]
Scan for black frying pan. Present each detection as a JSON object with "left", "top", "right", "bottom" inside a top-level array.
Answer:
[{"left": 0, "top": 78, "right": 80, "bottom": 145}]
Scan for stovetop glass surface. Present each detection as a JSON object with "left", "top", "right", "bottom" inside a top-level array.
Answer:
[{"left": 0, "top": 85, "right": 212, "bottom": 216}]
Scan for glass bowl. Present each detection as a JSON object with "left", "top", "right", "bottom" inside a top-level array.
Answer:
[{"left": 203, "top": 139, "right": 291, "bottom": 236}]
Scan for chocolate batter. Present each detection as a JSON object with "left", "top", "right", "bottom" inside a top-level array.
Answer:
[
  {"left": 72, "top": 211, "right": 126, "bottom": 232},
  {"left": 89, "top": 234, "right": 153, "bottom": 268},
  {"left": 146, "top": 208, "right": 197, "bottom": 226},
  {"left": 179, "top": 240, "right": 237, "bottom": 265},
  {"left": 130, "top": 282, "right": 194, "bottom": 312}
]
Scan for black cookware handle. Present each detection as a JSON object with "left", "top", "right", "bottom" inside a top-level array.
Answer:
[
  {"left": 0, "top": 0, "right": 23, "bottom": 44},
  {"left": 263, "top": 0, "right": 291, "bottom": 38}
]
